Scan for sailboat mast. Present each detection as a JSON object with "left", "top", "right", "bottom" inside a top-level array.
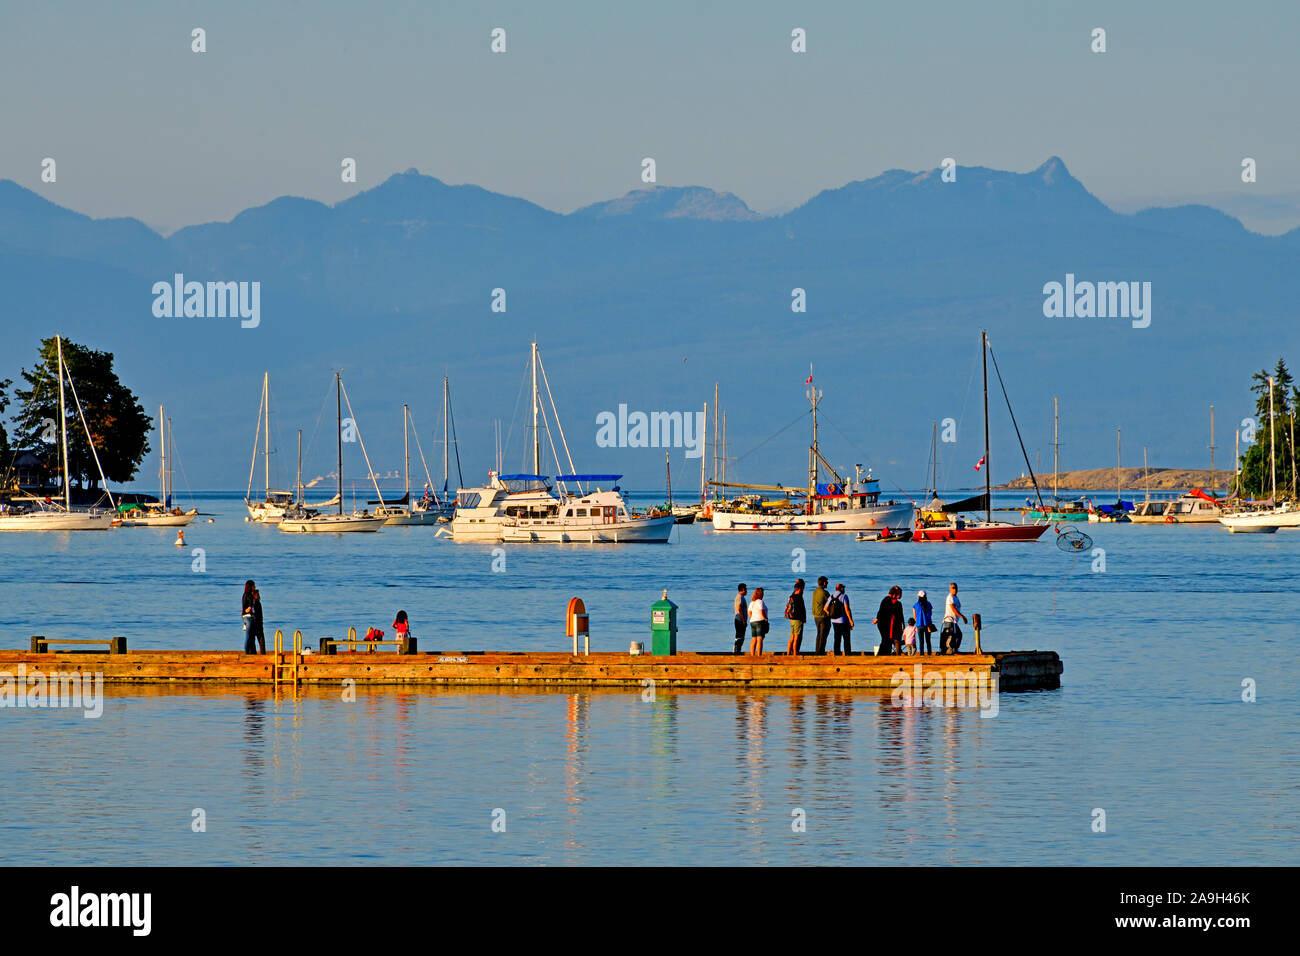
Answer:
[
  {"left": 666, "top": 452, "right": 672, "bottom": 508},
  {"left": 1268, "top": 375, "right": 1276, "bottom": 501},
  {"left": 981, "top": 330, "right": 991, "bottom": 523},
  {"left": 807, "top": 372, "right": 821, "bottom": 502},
  {"left": 56, "top": 336, "right": 70, "bottom": 511},
  {"left": 296, "top": 429, "right": 302, "bottom": 505},
  {"left": 263, "top": 371, "right": 270, "bottom": 496},
  {"left": 1209, "top": 405, "right": 1216, "bottom": 493},
  {"left": 336, "top": 372, "right": 343, "bottom": 515},
  {"left": 1117, "top": 428, "right": 1122, "bottom": 504},
  {"left": 442, "top": 376, "right": 449, "bottom": 492},
  {"left": 167, "top": 415, "right": 175, "bottom": 505},
  {"left": 1143, "top": 445, "right": 1149, "bottom": 502},
  {"left": 531, "top": 342, "right": 540, "bottom": 477},
  {"left": 699, "top": 401, "right": 707, "bottom": 506},
  {"left": 712, "top": 382, "right": 719, "bottom": 492},
  {"left": 1053, "top": 396, "right": 1059, "bottom": 501},
  {"left": 159, "top": 405, "right": 166, "bottom": 506},
  {"left": 403, "top": 403, "right": 410, "bottom": 505}
]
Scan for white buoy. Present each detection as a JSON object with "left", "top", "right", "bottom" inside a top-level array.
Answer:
[{"left": 174, "top": 529, "right": 185, "bottom": 547}]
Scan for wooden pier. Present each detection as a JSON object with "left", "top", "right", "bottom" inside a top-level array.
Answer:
[{"left": 0, "top": 647, "right": 1062, "bottom": 691}]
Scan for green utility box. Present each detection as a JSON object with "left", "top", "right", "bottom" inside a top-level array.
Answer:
[{"left": 650, "top": 590, "right": 678, "bottom": 656}]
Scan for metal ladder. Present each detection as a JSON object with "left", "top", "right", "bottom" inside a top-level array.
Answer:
[{"left": 272, "top": 629, "right": 303, "bottom": 687}]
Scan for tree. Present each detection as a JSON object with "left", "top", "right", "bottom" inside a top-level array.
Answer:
[
  {"left": 1241, "top": 358, "right": 1297, "bottom": 498},
  {"left": 0, "top": 376, "right": 10, "bottom": 457},
  {"left": 11, "top": 337, "right": 151, "bottom": 489}
]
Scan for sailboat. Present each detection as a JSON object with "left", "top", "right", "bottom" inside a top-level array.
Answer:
[
  {"left": 1086, "top": 429, "right": 1132, "bottom": 523},
  {"left": 913, "top": 331, "right": 1049, "bottom": 542},
  {"left": 0, "top": 336, "right": 115, "bottom": 531},
  {"left": 117, "top": 406, "right": 198, "bottom": 526},
  {"left": 709, "top": 375, "right": 913, "bottom": 534},
  {"left": 450, "top": 343, "right": 675, "bottom": 543},
  {"left": 1220, "top": 375, "right": 1300, "bottom": 532},
  {"left": 1024, "top": 397, "right": 1088, "bottom": 520},
  {"left": 375, "top": 404, "right": 444, "bottom": 525},
  {"left": 245, "top": 372, "right": 296, "bottom": 522},
  {"left": 278, "top": 372, "right": 386, "bottom": 533}
]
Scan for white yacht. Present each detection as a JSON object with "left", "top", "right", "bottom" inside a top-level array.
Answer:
[
  {"left": 449, "top": 344, "right": 675, "bottom": 544},
  {"left": 1161, "top": 489, "right": 1224, "bottom": 524},
  {"left": 245, "top": 372, "right": 296, "bottom": 522},
  {"left": 117, "top": 406, "right": 198, "bottom": 527}
]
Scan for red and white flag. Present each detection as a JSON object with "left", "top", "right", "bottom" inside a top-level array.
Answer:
[
  {"left": 805, "top": 363, "right": 813, "bottom": 385},
  {"left": 973, "top": 455, "right": 986, "bottom": 471}
]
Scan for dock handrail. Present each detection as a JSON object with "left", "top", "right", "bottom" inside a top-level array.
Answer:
[{"left": 272, "top": 629, "right": 302, "bottom": 686}]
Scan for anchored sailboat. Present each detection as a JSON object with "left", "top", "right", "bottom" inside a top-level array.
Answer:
[
  {"left": 117, "top": 406, "right": 198, "bottom": 526},
  {"left": 278, "top": 372, "right": 386, "bottom": 533},
  {"left": 0, "top": 336, "right": 115, "bottom": 531},
  {"left": 1220, "top": 374, "right": 1300, "bottom": 531},
  {"left": 245, "top": 372, "right": 295, "bottom": 521},
  {"left": 913, "top": 331, "right": 1049, "bottom": 542}
]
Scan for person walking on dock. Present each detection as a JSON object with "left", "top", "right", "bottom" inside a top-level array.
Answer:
[
  {"left": 941, "top": 582, "right": 967, "bottom": 654},
  {"left": 913, "top": 590, "right": 935, "bottom": 655},
  {"left": 242, "top": 580, "right": 265, "bottom": 654},
  {"left": 811, "top": 576, "right": 831, "bottom": 654},
  {"left": 784, "top": 579, "right": 806, "bottom": 656},
  {"left": 874, "top": 586, "right": 904, "bottom": 655},
  {"left": 748, "top": 587, "right": 770, "bottom": 655},
  {"left": 825, "top": 583, "right": 853, "bottom": 655},
  {"left": 732, "top": 583, "right": 749, "bottom": 654}
]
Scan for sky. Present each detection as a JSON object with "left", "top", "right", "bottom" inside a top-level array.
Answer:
[{"left": 2, "top": 0, "right": 1298, "bottom": 234}]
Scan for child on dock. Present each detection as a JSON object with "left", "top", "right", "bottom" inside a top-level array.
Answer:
[
  {"left": 902, "top": 617, "right": 918, "bottom": 655},
  {"left": 393, "top": 610, "right": 411, "bottom": 642}
]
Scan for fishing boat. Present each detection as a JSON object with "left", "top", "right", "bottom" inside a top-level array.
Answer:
[
  {"left": 913, "top": 332, "right": 1049, "bottom": 543},
  {"left": 278, "top": 373, "right": 386, "bottom": 533},
  {"left": 709, "top": 376, "right": 913, "bottom": 534},
  {"left": 0, "top": 336, "right": 114, "bottom": 531},
  {"left": 117, "top": 406, "right": 197, "bottom": 527},
  {"left": 245, "top": 372, "right": 296, "bottom": 522},
  {"left": 450, "top": 344, "right": 674, "bottom": 543}
]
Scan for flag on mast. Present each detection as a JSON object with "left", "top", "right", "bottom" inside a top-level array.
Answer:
[
  {"left": 805, "top": 363, "right": 813, "bottom": 385},
  {"left": 973, "top": 455, "right": 986, "bottom": 471}
]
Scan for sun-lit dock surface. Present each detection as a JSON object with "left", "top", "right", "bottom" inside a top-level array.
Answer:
[{"left": 0, "top": 647, "right": 1062, "bottom": 691}]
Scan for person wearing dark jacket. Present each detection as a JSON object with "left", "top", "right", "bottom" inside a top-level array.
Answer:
[
  {"left": 242, "top": 580, "right": 266, "bottom": 654},
  {"left": 873, "top": 586, "right": 905, "bottom": 655},
  {"left": 784, "top": 579, "right": 807, "bottom": 656},
  {"left": 810, "top": 577, "right": 831, "bottom": 654}
]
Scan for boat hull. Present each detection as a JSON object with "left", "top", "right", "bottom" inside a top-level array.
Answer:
[
  {"left": 710, "top": 502, "right": 913, "bottom": 533},
  {"left": 502, "top": 515, "right": 675, "bottom": 543},
  {"left": 118, "top": 510, "right": 198, "bottom": 527},
  {"left": 913, "top": 522, "right": 1049, "bottom": 542},
  {"left": 0, "top": 511, "right": 114, "bottom": 531},
  {"left": 278, "top": 515, "right": 386, "bottom": 533},
  {"left": 1027, "top": 510, "right": 1088, "bottom": 522}
]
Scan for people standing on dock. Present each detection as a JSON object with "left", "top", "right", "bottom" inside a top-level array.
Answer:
[
  {"left": 811, "top": 576, "right": 831, "bottom": 654},
  {"left": 784, "top": 579, "right": 806, "bottom": 656},
  {"left": 733, "top": 583, "right": 749, "bottom": 653},
  {"left": 873, "top": 586, "right": 904, "bottom": 655},
  {"left": 748, "top": 587, "right": 769, "bottom": 655},
  {"left": 824, "top": 583, "right": 852, "bottom": 654},
  {"left": 913, "top": 590, "right": 935, "bottom": 655},
  {"left": 393, "top": 610, "right": 411, "bottom": 641},
  {"left": 241, "top": 580, "right": 266, "bottom": 654},
  {"left": 941, "top": 582, "right": 968, "bottom": 654}
]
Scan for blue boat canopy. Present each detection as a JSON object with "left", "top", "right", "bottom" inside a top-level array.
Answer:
[
  {"left": 555, "top": 474, "right": 622, "bottom": 482},
  {"left": 498, "top": 473, "right": 548, "bottom": 482}
]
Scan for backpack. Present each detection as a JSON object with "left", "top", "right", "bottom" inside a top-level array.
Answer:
[
  {"left": 827, "top": 594, "right": 845, "bottom": 618},
  {"left": 784, "top": 594, "right": 797, "bottom": 619}
]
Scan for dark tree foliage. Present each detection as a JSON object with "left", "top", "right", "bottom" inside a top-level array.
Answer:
[
  {"left": 1239, "top": 358, "right": 1296, "bottom": 498},
  {"left": 12, "top": 337, "right": 151, "bottom": 489}
]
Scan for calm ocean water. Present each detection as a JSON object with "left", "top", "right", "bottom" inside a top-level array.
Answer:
[{"left": 1, "top": 490, "right": 1296, "bottom": 865}]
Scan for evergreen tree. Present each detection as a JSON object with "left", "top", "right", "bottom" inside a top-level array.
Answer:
[{"left": 11, "top": 337, "right": 151, "bottom": 489}]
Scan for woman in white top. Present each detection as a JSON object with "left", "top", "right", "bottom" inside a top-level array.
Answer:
[{"left": 747, "top": 587, "right": 769, "bottom": 655}]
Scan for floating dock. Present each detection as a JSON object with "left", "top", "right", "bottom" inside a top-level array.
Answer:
[{"left": 0, "top": 648, "right": 1062, "bottom": 691}]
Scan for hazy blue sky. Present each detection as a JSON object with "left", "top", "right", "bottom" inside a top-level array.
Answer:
[{"left": 3, "top": 0, "right": 1298, "bottom": 233}]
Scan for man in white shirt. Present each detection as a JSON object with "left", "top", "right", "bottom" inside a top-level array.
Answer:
[{"left": 942, "top": 581, "right": 968, "bottom": 654}]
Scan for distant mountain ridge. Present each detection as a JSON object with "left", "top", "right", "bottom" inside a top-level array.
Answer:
[{"left": 1, "top": 158, "right": 1296, "bottom": 490}]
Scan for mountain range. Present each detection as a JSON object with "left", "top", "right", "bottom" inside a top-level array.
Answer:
[{"left": 1, "top": 158, "right": 1296, "bottom": 493}]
